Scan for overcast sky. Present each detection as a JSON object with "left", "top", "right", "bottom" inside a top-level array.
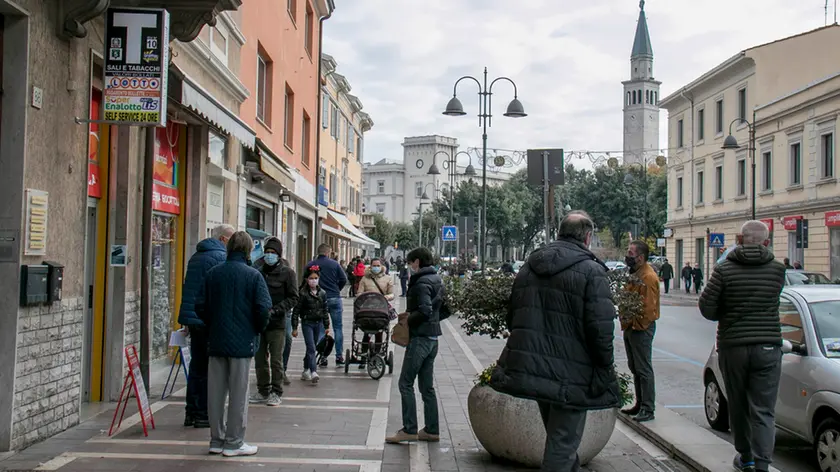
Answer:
[{"left": 323, "top": 0, "right": 829, "bottom": 166}]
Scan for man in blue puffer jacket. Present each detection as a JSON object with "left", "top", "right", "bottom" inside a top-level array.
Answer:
[
  {"left": 196, "top": 231, "right": 272, "bottom": 457},
  {"left": 178, "top": 224, "right": 234, "bottom": 428}
]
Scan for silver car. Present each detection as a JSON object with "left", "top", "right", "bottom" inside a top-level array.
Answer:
[{"left": 703, "top": 285, "right": 840, "bottom": 471}]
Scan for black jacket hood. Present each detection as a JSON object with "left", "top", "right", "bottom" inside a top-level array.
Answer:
[
  {"left": 727, "top": 244, "right": 775, "bottom": 266},
  {"left": 527, "top": 238, "right": 606, "bottom": 277}
]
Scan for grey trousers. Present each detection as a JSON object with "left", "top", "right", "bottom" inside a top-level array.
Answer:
[
  {"left": 208, "top": 356, "right": 251, "bottom": 450},
  {"left": 719, "top": 344, "right": 782, "bottom": 471},
  {"left": 538, "top": 402, "right": 586, "bottom": 472},
  {"left": 624, "top": 322, "right": 656, "bottom": 412}
]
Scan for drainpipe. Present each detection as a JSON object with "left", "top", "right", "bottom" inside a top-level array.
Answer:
[
  {"left": 312, "top": 0, "right": 335, "bottom": 251},
  {"left": 679, "top": 88, "right": 695, "bottom": 288}
]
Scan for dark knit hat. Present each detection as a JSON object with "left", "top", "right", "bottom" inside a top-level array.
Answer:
[{"left": 264, "top": 237, "right": 283, "bottom": 256}]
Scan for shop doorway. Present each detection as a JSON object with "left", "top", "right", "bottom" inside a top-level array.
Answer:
[
  {"left": 695, "top": 237, "right": 705, "bottom": 275},
  {"left": 151, "top": 214, "right": 177, "bottom": 360}
]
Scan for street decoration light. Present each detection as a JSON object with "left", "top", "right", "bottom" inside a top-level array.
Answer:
[
  {"left": 442, "top": 67, "right": 526, "bottom": 273},
  {"left": 721, "top": 112, "right": 757, "bottom": 220}
]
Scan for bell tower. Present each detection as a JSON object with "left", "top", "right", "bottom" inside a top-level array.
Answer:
[{"left": 622, "top": 0, "right": 661, "bottom": 164}]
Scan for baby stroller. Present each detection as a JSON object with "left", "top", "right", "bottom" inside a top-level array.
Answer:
[{"left": 345, "top": 292, "right": 394, "bottom": 379}]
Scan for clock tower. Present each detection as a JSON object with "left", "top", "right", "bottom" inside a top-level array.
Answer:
[{"left": 623, "top": 0, "right": 660, "bottom": 165}]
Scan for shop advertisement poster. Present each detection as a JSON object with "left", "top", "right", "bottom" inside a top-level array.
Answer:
[
  {"left": 88, "top": 90, "right": 103, "bottom": 198},
  {"left": 152, "top": 124, "right": 181, "bottom": 215},
  {"left": 103, "top": 8, "right": 170, "bottom": 125}
]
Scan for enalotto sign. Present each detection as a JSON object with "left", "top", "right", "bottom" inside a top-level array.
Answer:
[{"left": 103, "top": 8, "right": 170, "bottom": 125}]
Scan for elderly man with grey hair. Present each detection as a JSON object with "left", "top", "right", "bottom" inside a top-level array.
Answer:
[
  {"left": 699, "top": 220, "right": 786, "bottom": 472},
  {"left": 490, "top": 210, "right": 619, "bottom": 471},
  {"left": 178, "top": 224, "right": 235, "bottom": 428}
]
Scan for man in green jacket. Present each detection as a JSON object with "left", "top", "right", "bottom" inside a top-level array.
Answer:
[{"left": 698, "top": 220, "right": 786, "bottom": 472}]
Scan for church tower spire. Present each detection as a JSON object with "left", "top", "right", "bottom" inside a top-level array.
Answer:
[{"left": 623, "top": 0, "right": 661, "bottom": 164}]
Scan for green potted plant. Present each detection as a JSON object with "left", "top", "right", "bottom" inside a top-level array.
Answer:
[{"left": 446, "top": 272, "right": 639, "bottom": 467}]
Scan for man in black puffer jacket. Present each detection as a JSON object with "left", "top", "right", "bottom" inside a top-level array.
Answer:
[
  {"left": 699, "top": 220, "right": 785, "bottom": 472},
  {"left": 490, "top": 211, "right": 619, "bottom": 471}
]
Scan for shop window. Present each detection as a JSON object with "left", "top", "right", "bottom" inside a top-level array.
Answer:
[
  {"left": 246, "top": 204, "right": 265, "bottom": 230},
  {"left": 151, "top": 215, "right": 177, "bottom": 360}
]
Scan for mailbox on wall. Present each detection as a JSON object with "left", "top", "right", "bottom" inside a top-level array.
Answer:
[
  {"left": 20, "top": 265, "right": 49, "bottom": 306},
  {"left": 43, "top": 261, "right": 64, "bottom": 303}
]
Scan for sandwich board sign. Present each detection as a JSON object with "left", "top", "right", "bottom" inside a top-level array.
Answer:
[
  {"left": 442, "top": 226, "right": 457, "bottom": 242},
  {"left": 109, "top": 345, "right": 156, "bottom": 436}
]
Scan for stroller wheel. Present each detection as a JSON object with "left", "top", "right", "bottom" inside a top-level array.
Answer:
[
  {"left": 344, "top": 349, "right": 351, "bottom": 374},
  {"left": 387, "top": 351, "right": 394, "bottom": 374},
  {"left": 368, "top": 354, "right": 386, "bottom": 380}
]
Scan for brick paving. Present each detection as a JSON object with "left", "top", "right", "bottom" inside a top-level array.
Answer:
[{"left": 0, "top": 279, "right": 691, "bottom": 472}]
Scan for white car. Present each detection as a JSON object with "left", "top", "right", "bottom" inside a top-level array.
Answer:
[
  {"left": 605, "top": 260, "right": 627, "bottom": 272},
  {"left": 703, "top": 285, "right": 840, "bottom": 470}
]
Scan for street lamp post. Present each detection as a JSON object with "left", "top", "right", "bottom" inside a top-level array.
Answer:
[
  {"left": 428, "top": 150, "right": 476, "bottom": 259},
  {"left": 442, "top": 67, "right": 527, "bottom": 273},
  {"left": 623, "top": 163, "right": 649, "bottom": 240},
  {"left": 722, "top": 111, "right": 757, "bottom": 220},
  {"left": 419, "top": 183, "right": 441, "bottom": 250}
]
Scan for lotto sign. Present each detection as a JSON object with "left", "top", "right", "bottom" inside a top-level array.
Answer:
[{"left": 103, "top": 8, "right": 169, "bottom": 125}]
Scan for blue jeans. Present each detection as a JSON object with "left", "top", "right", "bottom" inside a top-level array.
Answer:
[
  {"left": 302, "top": 322, "right": 321, "bottom": 373},
  {"left": 399, "top": 337, "right": 439, "bottom": 435},
  {"left": 283, "top": 315, "right": 293, "bottom": 371},
  {"left": 319, "top": 297, "right": 344, "bottom": 360}
]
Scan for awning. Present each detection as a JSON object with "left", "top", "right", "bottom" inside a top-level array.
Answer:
[
  {"left": 180, "top": 73, "right": 257, "bottom": 149},
  {"left": 322, "top": 224, "right": 357, "bottom": 242},
  {"left": 256, "top": 138, "right": 296, "bottom": 190},
  {"left": 327, "top": 209, "right": 380, "bottom": 249}
]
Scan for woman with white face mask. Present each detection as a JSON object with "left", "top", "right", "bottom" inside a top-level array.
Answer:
[{"left": 357, "top": 258, "right": 395, "bottom": 368}]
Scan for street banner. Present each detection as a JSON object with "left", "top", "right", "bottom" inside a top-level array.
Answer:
[{"left": 103, "top": 8, "right": 170, "bottom": 125}]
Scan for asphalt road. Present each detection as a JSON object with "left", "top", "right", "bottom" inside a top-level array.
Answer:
[{"left": 619, "top": 303, "right": 815, "bottom": 472}]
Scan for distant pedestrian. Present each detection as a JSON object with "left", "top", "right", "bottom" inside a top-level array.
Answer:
[
  {"left": 793, "top": 260, "right": 803, "bottom": 270},
  {"left": 399, "top": 261, "right": 410, "bottom": 297},
  {"left": 292, "top": 266, "right": 330, "bottom": 384},
  {"left": 177, "top": 224, "right": 234, "bottom": 429},
  {"left": 490, "top": 211, "right": 619, "bottom": 471},
  {"left": 251, "top": 237, "right": 299, "bottom": 407},
  {"left": 306, "top": 244, "right": 347, "bottom": 367},
  {"left": 681, "top": 262, "right": 693, "bottom": 293},
  {"left": 783, "top": 257, "right": 793, "bottom": 270},
  {"left": 346, "top": 259, "right": 357, "bottom": 297},
  {"left": 692, "top": 263, "right": 704, "bottom": 294},
  {"left": 386, "top": 247, "right": 450, "bottom": 445},
  {"left": 353, "top": 259, "right": 366, "bottom": 295},
  {"left": 699, "top": 220, "right": 786, "bottom": 472},
  {"left": 197, "top": 231, "right": 272, "bottom": 457},
  {"left": 621, "top": 240, "right": 660, "bottom": 423},
  {"left": 658, "top": 258, "right": 673, "bottom": 294}
]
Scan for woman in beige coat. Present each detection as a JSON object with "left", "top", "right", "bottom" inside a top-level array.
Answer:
[{"left": 357, "top": 258, "right": 394, "bottom": 368}]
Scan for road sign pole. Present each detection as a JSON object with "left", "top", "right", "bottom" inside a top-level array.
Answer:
[{"left": 542, "top": 151, "right": 550, "bottom": 245}]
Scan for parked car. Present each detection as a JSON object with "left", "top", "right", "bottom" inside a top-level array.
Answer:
[
  {"left": 702, "top": 285, "right": 840, "bottom": 470},
  {"left": 786, "top": 269, "right": 833, "bottom": 286},
  {"left": 605, "top": 260, "right": 627, "bottom": 272}
]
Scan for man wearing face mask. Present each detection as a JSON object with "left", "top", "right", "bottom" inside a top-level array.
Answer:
[
  {"left": 620, "top": 240, "right": 660, "bottom": 423},
  {"left": 251, "top": 237, "right": 299, "bottom": 406}
]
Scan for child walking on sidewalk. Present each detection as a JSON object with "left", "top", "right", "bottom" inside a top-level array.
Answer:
[{"left": 292, "top": 266, "right": 330, "bottom": 384}]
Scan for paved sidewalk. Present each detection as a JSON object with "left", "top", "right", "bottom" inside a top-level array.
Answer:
[{"left": 0, "top": 294, "right": 690, "bottom": 472}]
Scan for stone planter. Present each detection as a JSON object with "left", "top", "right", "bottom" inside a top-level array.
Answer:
[{"left": 467, "top": 384, "right": 617, "bottom": 468}]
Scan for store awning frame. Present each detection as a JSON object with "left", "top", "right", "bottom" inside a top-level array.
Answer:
[
  {"left": 179, "top": 72, "right": 257, "bottom": 149},
  {"left": 327, "top": 209, "right": 380, "bottom": 249},
  {"left": 255, "top": 138, "right": 296, "bottom": 190},
  {"left": 322, "top": 224, "right": 359, "bottom": 243}
]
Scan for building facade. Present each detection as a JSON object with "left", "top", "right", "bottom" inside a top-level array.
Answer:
[
  {"left": 623, "top": 0, "right": 660, "bottom": 165},
  {"left": 318, "top": 53, "right": 378, "bottom": 261},
  {"left": 362, "top": 135, "right": 512, "bottom": 224},
  {"left": 238, "top": 0, "right": 333, "bottom": 277},
  {"left": 661, "top": 25, "right": 840, "bottom": 282},
  {"left": 0, "top": 0, "right": 244, "bottom": 452}
]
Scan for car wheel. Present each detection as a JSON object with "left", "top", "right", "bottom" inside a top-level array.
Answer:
[
  {"left": 815, "top": 417, "right": 840, "bottom": 472},
  {"left": 704, "top": 376, "right": 730, "bottom": 432}
]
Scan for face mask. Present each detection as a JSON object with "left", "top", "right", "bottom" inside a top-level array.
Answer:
[
  {"left": 264, "top": 253, "right": 279, "bottom": 266},
  {"left": 371, "top": 266, "right": 382, "bottom": 274},
  {"left": 624, "top": 256, "right": 637, "bottom": 268},
  {"left": 308, "top": 278, "right": 319, "bottom": 288}
]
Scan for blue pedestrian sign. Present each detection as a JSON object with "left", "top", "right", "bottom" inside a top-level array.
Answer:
[
  {"left": 442, "top": 226, "right": 457, "bottom": 242},
  {"left": 709, "top": 233, "right": 725, "bottom": 248}
]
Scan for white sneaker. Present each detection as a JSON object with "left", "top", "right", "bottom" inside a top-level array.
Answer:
[
  {"left": 266, "top": 392, "right": 282, "bottom": 407},
  {"left": 208, "top": 446, "right": 223, "bottom": 455},
  {"left": 311, "top": 371, "right": 320, "bottom": 384},
  {"left": 301, "top": 370, "right": 312, "bottom": 381},
  {"left": 249, "top": 392, "right": 268, "bottom": 404},
  {"left": 222, "top": 443, "right": 258, "bottom": 457}
]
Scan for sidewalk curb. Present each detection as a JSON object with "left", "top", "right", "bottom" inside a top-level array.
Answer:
[{"left": 618, "top": 406, "right": 781, "bottom": 472}]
